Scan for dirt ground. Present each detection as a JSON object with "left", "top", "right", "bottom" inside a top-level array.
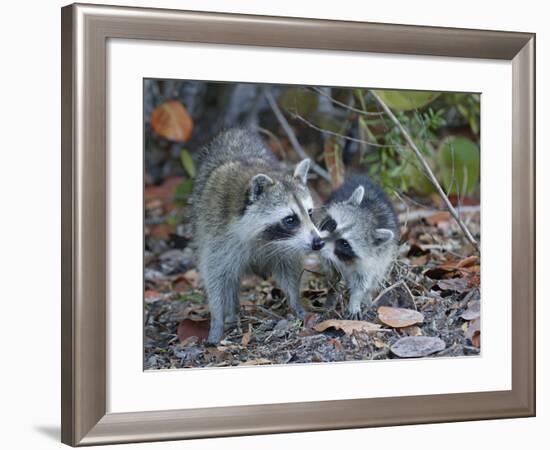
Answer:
[{"left": 144, "top": 179, "right": 481, "bottom": 370}]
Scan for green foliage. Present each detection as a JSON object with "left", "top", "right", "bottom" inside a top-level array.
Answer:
[
  {"left": 443, "top": 93, "right": 481, "bottom": 134},
  {"left": 353, "top": 89, "right": 479, "bottom": 198},
  {"left": 180, "top": 149, "right": 196, "bottom": 178},
  {"left": 360, "top": 104, "right": 445, "bottom": 195},
  {"left": 178, "top": 291, "right": 205, "bottom": 303},
  {"left": 437, "top": 136, "right": 480, "bottom": 196},
  {"left": 174, "top": 149, "right": 196, "bottom": 204},
  {"left": 372, "top": 90, "right": 441, "bottom": 111},
  {"left": 174, "top": 179, "right": 194, "bottom": 202},
  {"left": 278, "top": 87, "right": 318, "bottom": 116}
]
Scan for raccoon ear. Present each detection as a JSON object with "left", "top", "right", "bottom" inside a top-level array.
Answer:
[
  {"left": 374, "top": 228, "right": 394, "bottom": 245},
  {"left": 346, "top": 186, "right": 364, "bottom": 207},
  {"left": 249, "top": 174, "right": 274, "bottom": 202},
  {"left": 293, "top": 159, "right": 310, "bottom": 184}
]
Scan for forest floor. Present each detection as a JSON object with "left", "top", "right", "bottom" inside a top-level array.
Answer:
[{"left": 143, "top": 176, "right": 481, "bottom": 370}]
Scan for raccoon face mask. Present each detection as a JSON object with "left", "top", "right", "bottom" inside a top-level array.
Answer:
[
  {"left": 239, "top": 159, "right": 324, "bottom": 253},
  {"left": 319, "top": 186, "right": 395, "bottom": 269}
]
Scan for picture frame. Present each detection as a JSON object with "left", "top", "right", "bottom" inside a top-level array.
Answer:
[{"left": 61, "top": 3, "right": 535, "bottom": 446}]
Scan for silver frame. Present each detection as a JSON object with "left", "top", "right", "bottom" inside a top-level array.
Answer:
[{"left": 61, "top": 3, "right": 535, "bottom": 446}]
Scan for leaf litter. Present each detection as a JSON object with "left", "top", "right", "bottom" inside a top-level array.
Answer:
[{"left": 144, "top": 181, "right": 481, "bottom": 369}]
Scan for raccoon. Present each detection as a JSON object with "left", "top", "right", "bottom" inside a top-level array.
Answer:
[
  {"left": 190, "top": 129, "right": 324, "bottom": 343},
  {"left": 317, "top": 175, "right": 399, "bottom": 319}
]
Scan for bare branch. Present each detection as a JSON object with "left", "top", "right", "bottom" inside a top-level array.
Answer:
[
  {"left": 370, "top": 90, "right": 479, "bottom": 252},
  {"left": 289, "top": 111, "right": 397, "bottom": 149},
  {"left": 265, "top": 90, "right": 331, "bottom": 182},
  {"left": 310, "top": 87, "right": 385, "bottom": 117}
]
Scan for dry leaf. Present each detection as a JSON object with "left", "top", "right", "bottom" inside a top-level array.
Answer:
[
  {"left": 437, "top": 277, "right": 470, "bottom": 293},
  {"left": 465, "top": 317, "right": 481, "bottom": 348},
  {"left": 467, "top": 273, "right": 481, "bottom": 288},
  {"left": 471, "top": 332, "right": 480, "bottom": 348},
  {"left": 425, "top": 211, "right": 451, "bottom": 226},
  {"left": 424, "top": 266, "right": 461, "bottom": 280},
  {"left": 241, "top": 330, "right": 252, "bottom": 346},
  {"left": 407, "top": 243, "right": 430, "bottom": 257},
  {"left": 328, "top": 338, "right": 344, "bottom": 351},
  {"left": 149, "top": 223, "right": 175, "bottom": 240},
  {"left": 390, "top": 336, "right": 446, "bottom": 358},
  {"left": 241, "top": 358, "right": 272, "bottom": 366},
  {"left": 456, "top": 255, "right": 480, "bottom": 268},
  {"left": 377, "top": 306, "right": 424, "bottom": 328},
  {"left": 323, "top": 139, "right": 344, "bottom": 189},
  {"left": 150, "top": 100, "right": 193, "bottom": 142},
  {"left": 461, "top": 300, "right": 480, "bottom": 321},
  {"left": 144, "top": 176, "right": 184, "bottom": 203},
  {"left": 144, "top": 290, "right": 163, "bottom": 304},
  {"left": 303, "top": 312, "right": 321, "bottom": 329},
  {"left": 313, "top": 319, "right": 381, "bottom": 336},
  {"left": 182, "top": 269, "right": 201, "bottom": 289},
  {"left": 411, "top": 254, "right": 429, "bottom": 266},
  {"left": 400, "top": 325, "right": 423, "bottom": 336},
  {"left": 177, "top": 318, "right": 209, "bottom": 343}
]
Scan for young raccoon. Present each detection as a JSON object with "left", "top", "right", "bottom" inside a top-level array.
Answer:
[
  {"left": 318, "top": 175, "right": 399, "bottom": 319},
  {"left": 191, "top": 129, "right": 324, "bottom": 343}
]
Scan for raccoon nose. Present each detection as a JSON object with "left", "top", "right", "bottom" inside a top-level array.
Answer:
[{"left": 312, "top": 236, "right": 325, "bottom": 251}]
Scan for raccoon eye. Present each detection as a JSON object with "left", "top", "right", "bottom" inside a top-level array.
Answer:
[
  {"left": 308, "top": 209, "right": 313, "bottom": 218},
  {"left": 334, "top": 238, "right": 356, "bottom": 261},
  {"left": 321, "top": 217, "right": 337, "bottom": 233},
  {"left": 283, "top": 214, "right": 300, "bottom": 228},
  {"left": 338, "top": 239, "right": 350, "bottom": 248}
]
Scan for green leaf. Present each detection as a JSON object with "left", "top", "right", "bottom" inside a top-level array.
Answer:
[
  {"left": 373, "top": 90, "right": 441, "bottom": 112},
  {"left": 174, "top": 179, "right": 194, "bottom": 201},
  {"left": 437, "top": 136, "right": 480, "bottom": 196},
  {"left": 178, "top": 292, "right": 205, "bottom": 303},
  {"left": 403, "top": 161, "right": 435, "bottom": 196},
  {"left": 180, "top": 149, "right": 196, "bottom": 178},
  {"left": 278, "top": 88, "right": 318, "bottom": 116}
]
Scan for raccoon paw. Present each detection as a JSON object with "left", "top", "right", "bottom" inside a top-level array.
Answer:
[
  {"left": 344, "top": 308, "right": 363, "bottom": 321},
  {"left": 290, "top": 306, "right": 306, "bottom": 320}
]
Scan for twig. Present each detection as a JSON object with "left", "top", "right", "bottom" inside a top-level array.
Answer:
[
  {"left": 264, "top": 90, "right": 331, "bottom": 182},
  {"left": 256, "top": 126, "right": 286, "bottom": 160},
  {"left": 309, "top": 87, "right": 384, "bottom": 117},
  {"left": 289, "top": 111, "right": 396, "bottom": 149},
  {"left": 370, "top": 90, "right": 480, "bottom": 252}
]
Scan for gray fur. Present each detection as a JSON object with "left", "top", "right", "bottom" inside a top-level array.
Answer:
[
  {"left": 318, "top": 176, "right": 399, "bottom": 319},
  {"left": 191, "top": 128, "right": 321, "bottom": 343}
]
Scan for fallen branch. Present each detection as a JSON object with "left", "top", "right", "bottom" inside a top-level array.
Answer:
[
  {"left": 265, "top": 90, "right": 331, "bottom": 182},
  {"left": 397, "top": 205, "right": 480, "bottom": 224},
  {"left": 370, "top": 90, "right": 480, "bottom": 252}
]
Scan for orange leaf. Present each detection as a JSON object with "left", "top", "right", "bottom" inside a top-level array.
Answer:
[
  {"left": 144, "top": 290, "right": 163, "bottom": 303},
  {"left": 177, "top": 318, "right": 209, "bottom": 343},
  {"left": 425, "top": 211, "right": 451, "bottom": 226},
  {"left": 456, "top": 255, "right": 480, "bottom": 268},
  {"left": 150, "top": 100, "right": 193, "bottom": 142},
  {"left": 149, "top": 223, "right": 175, "bottom": 240},
  {"left": 144, "top": 176, "right": 184, "bottom": 203}
]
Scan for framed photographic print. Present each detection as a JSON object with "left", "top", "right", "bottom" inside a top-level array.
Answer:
[{"left": 61, "top": 3, "right": 535, "bottom": 446}]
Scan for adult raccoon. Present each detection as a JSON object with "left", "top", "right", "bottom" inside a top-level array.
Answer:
[
  {"left": 317, "top": 175, "right": 399, "bottom": 319},
  {"left": 191, "top": 129, "right": 324, "bottom": 343}
]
